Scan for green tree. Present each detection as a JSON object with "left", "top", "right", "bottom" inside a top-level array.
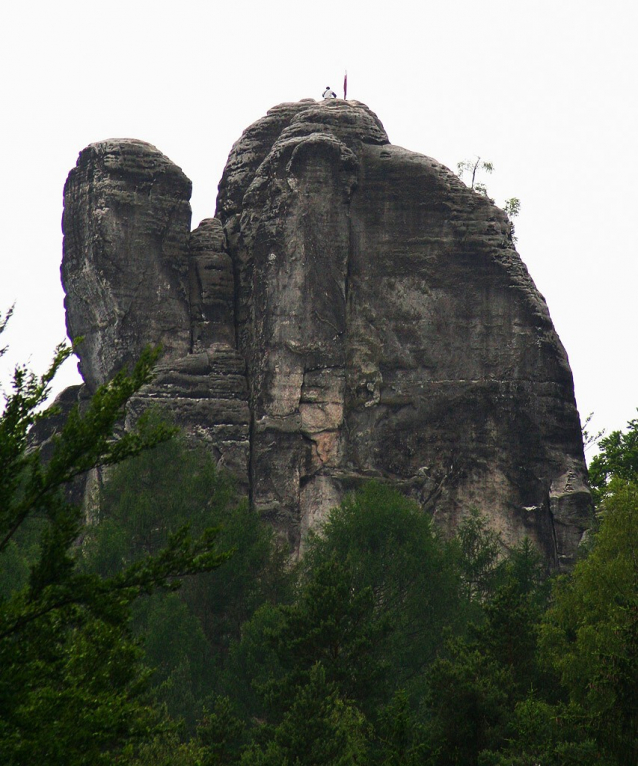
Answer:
[
  {"left": 225, "top": 551, "right": 390, "bottom": 758},
  {"left": 303, "top": 482, "right": 462, "bottom": 688},
  {"left": 588, "top": 413, "right": 638, "bottom": 505},
  {"left": 196, "top": 696, "right": 246, "bottom": 766},
  {"left": 241, "top": 663, "right": 369, "bottom": 766},
  {"left": 124, "top": 730, "right": 205, "bottom": 766},
  {"left": 421, "top": 539, "right": 552, "bottom": 765},
  {"left": 0, "top": 338, "right": 231, "bottom": 764},
  {"left": 478, "top": 699, "right": 603, "bottom": 766},
  {"left": 82, "top": 433, "right": 290, "bottom": 726},
  {"left": 234, "top": 484, "right": 470, "bottom": 762},
  {"left": 457, "top": 157, "right": 521, "bottom": 240},
  {"left": 424, "top": 639, "right": 512, "bottom": 766},
  {"left": 457, "top": 157, "right": 495, "bottom": 197},
  {"left": 472, "top": 539, "right": 550, "bottom": 696},
  {"left": 260, "top": 557, "right": 390, "bottom": 720},
  {"left": 374, "top": 689, "right": 427, "bottom": 766},
  {"left": 453, "top": 507, "right": 504, "bottom": 604},
  {"left": 540, "top": 480, "right": 638, "bottom": 763}
]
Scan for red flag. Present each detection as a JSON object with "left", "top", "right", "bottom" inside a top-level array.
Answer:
[{"left": 343, "top": 71, "right": 348, "bottom": 100}]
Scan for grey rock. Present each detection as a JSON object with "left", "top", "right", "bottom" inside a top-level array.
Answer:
[
  {"left": 62, "top": 139, "right": 193, "bottom": 392},
  {"left": 215, "top": 99, "right": 591, "bottom": 565},
  {"left": 61, "top": 140, "right": 250, "bottom": 489},
  {"left": 58, "top": 101, "right": 592, "bottom": 569},
  {"left": 126, "top": 347, "right": 250, "bottom": 492},
  {"left": 189, "top": 218, "right": 236, "bottom": 350}
]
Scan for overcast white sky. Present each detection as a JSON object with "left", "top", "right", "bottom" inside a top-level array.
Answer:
[{"left": 1, "top": 0, "right": 636, "bottom": 449}]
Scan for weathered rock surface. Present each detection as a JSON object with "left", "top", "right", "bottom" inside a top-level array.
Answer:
[
  {"left": 62, "top": 139, "right": 193, "bottom": 393},
  {"left": 189, "top": 218, "right": 236, "bottom": 350},
  {"left": 59, "top": 100, "right": 592, "bottom": 568},
  {"left": 61, "top": 140, "right": 250, "bottom": 489},
  {"left": 215, "top": 99, "right": 591, "bottom": 565},
  {"left": 127, "top": 348, "right": 250, "bottom": 492}
]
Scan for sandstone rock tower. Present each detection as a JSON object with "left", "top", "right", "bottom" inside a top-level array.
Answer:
[{"left": 61, "top": 100, "right": 591, "bottom": 568}]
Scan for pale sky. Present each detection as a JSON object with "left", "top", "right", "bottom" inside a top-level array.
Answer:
[{"left": 1, "top": 0, "right": 636, "bottom": 450}]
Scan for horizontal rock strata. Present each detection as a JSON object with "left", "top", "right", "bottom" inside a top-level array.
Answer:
[{"left": 127, "top": 348, "right": 250, "bottom": 492}]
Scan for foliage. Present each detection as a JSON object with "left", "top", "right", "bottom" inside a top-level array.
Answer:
[
  {"left": 85, "top": 423, "right": 236, "bottom": 571},
  {"left": 374, "top": 689, "right": 428, "bottom": 766},
  {"left": 581, "top": 412, "right": 605, "bottom": 456},
  {"left": 229, "top": 484, "right": 484, "bottom": 761},
  {"left": 453, "top": 507, "right": 504, "bottom": 604},
  {"left": 457, "top": 157, "right": 494, "bottom": 197},
  {"left": 269, "top": 557, "right": 389, "bottom": 712},
  {"left": 81, "top": 433, "right": 290, "bottom": 727},
  {"left": 425, "top": 639, "right": 512, "bottom": 765},
  {"left": 241, "top": 663, "right": 370, "bottom": 766},
  {"left": 0, "top": 304, "right": 13, "bottom": 360},
  {"left": 0, "top": 334, "right": 232, "bottom": 764},
  {"left": 196, "top": 696, "right": 246, "bottom": 765},
  {"left": 422, "top": 539, "right": 552, "bottom": 766},
  {"left": 540, "top": 480, "right": 638, "bottom": 763},
  {"left": 503, "top": 197, "right": 521, "bottom": 219},
  {"left": 230, "top": 553, "right": 390, "bottom": 742},
  {"left": 588, "top": 413, "right": 638, "bottom": 504},
  {"left": 303, "top": 482, "right": 462, "bottom": 686},
  {"left": 473, "top": 540, "right": 550, "bottom": 692},
  {"left": 457, "top": 157, "right": 520, "bottom": 240},
  {"left": 478, "top": 699, "right": 602, "bottom": 766},
  {"left": 123, "top": 730, "right": 205, "bottom": 766}
]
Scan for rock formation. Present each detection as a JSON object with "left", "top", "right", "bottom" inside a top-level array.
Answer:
[
  {"left": 62, "top": 139, "right": 193, "bottom": 391},
  {"left": 61, "top": 140, "right": 250, "bottom": 491},
  {"left": 59, "top": 99, "right": 592, "bottom": 568}
]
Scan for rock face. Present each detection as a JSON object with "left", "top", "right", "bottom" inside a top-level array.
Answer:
[
  {"left": 62, "top": 139, "right": 193, "bottom": 392},
  {"left": 126, "top": 348, "right": 250, "bottom": 493},
  {"left": 61, "top": 141, "right": 250, "bottom": 487},
  {"left": 60, "top": 100, "right": 592, "bottom": 568},
  {"left": 189, "top": 218, "right": 236, "bottom": 351}
]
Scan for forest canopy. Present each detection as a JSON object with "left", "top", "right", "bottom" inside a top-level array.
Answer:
[{"left": 1, "top": 330, "right": 636, "bottom": 765}]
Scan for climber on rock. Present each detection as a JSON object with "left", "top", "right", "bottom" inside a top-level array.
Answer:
[{"left": 322, "top": 86, "right": 337, "bottom": 99}]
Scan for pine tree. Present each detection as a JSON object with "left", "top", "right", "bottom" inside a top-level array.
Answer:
[{"left": 0, "top": 336, "right": 231, "bottom": 764}]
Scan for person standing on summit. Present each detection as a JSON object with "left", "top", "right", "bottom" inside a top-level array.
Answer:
[{"left": 322, "top": 86, "right": 337, "bottom": 98}]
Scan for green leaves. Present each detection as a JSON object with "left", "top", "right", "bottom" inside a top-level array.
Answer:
[
  {"left": 539, "top": 481, "right": 638, "bottom": 762},
  {"left": 242, "top": 663, "right": 370, "bottom": 766},
  {"left": 303, "top": 482, "right": 461, "bottom": 683},
  {"left": 588, "top": 413, "right": 638, "bottom": 504},
  {"left": 425, "top": 641, "right": 512, "bottom": 765},
  {"left": 80, "top": 432, "right": 290, "bottom": 729},
  {"left": 0, "top": 340, "right": 233, "bottom": 763},
  {"left": 503, "top": 197, "right": 521, "bottom": 219},
  {"left": 454, "top": 507, "right": 504, "bottom": 603},
  {"left": 265, "top": 558, "right": 389, "bottom": 716},
  {"left": 457, "top": 157, "right": 494, "bottom": 194},
  {"left": 0, "top": 341, "right": 74, "bottom": 556}
]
